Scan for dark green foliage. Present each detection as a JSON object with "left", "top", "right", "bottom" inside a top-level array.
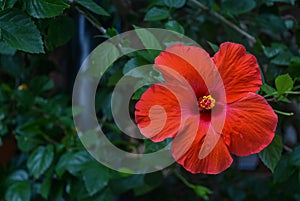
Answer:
[{"left": 0, "top": 0, "right": 300, "bottom": 201}]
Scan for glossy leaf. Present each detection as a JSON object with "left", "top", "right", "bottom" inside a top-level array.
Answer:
[
  {"left": 82, "top": 161, "right": 111, "bottom": 196},
  {"left": 24, "top": 0, "right": 69, "bottom": 19},
  {"left": 259, "top": 135, "right": 283, "bottom": 172},
  {"left": 27, "top": 145, "right": 54, "bottom": 178},
  {"left": 258, "top": 14, "right": 286, "bottom": 39},
  {"left": 5, "top": 181, "right": 31, "bottom": 201},
  {"left": 0, "top": 41, "right": 16, "bottom": 55},
  {"left": 0, "top": 9, "right": 44, "bottom": 53},
  {"left": 165, "top": 20, "right": 185, "bottom": 34},
  {"left": 55, "top": 150, "right": 91, "bottom": 177},
  {"left": 222, "top": 0, "right": 256, "bottom": 15},
  {"left": 123, "top": 58, "right": 148, "bottom": 75},
  {"left": 75, "top": 0, "right": 110, "bottom": 16},
  {"left": 40, "top": 170, "right": 53, "bottom": 199},
  {"left": 144, "top": 138, "right": 171, "bottom": 153},
  {"left": 163, "top": 0, "right": 186, "bottom": 8},
  {"left": 263, "top": 43, "right": 288, "bottom": 58},
  {"left": 16, "top": 131, "right": 43, "bottom": 152},
  {"left": 144, "top": 7, "right": 169, "bottom": 21},
  {"left": 271, "top": 52, "right": 293, "bottom": 66},
  {"left": 263, "top": 0, "right": 295, "bottom": 6},
  {"left": 6, "top": 170, "right": 29, "bottom": 184},
  {"left": 2, "top": 0, "right": 17, "bottom": 9}
]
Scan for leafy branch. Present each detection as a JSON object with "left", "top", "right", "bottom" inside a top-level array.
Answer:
[{"left": 189, "top": 0, "right": 256, "bottom": 44}]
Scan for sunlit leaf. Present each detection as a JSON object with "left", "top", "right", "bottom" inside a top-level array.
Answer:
[{"left": 275, "top": 74, "right": 293, "bottom": 95}]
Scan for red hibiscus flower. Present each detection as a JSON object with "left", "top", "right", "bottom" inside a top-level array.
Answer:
[{"left": 135, "top": 42, "right": 278, "bottom": 174}]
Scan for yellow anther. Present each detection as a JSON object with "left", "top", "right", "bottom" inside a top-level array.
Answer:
[{"left": 198, "top": 95, "right": 215, "bottom": 110}]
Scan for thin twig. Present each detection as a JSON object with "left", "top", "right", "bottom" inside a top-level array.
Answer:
[
  {"left": 75, "top": 6, "right": 107, "bottom": 35},
  {"left": 283, "top": 145, "right": 293, "bottom": 152},
  {"left": 189, "top": 0, "right": 256, "bottom": 44}
]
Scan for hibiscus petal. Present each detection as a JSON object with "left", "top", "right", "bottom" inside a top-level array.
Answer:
[
  {"left": 223, "top": 92, "right": 278, "bottom": 156},
  {"left": 155, "top": 44, "right": 222, "bottom": 97},
  {"left": 212, "top": 42, "right": 262, "bottom": 103},
  {"left": 135, "top": 83, "right": 198, "bottom": 142},
  {"left": 172, "top": 117, "right": 233, "bottom": 174}
]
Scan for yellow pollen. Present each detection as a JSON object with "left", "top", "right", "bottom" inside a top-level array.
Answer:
[
  {"left": 198, "top": 95, "right": 215, "bottom": 110},
  {"left": 18, "top": 84, "right": 28, "bottom": 90}
]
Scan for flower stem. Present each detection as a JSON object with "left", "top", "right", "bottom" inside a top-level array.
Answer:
[
  {"left": 174, "top": 171, "right": 194, "bottom": 188},
  {"left": 273, "top": 109, "right": 294, "bottom": 116},
  {"left": 285, "top": 91, "right": 300, "bottom": 95}
]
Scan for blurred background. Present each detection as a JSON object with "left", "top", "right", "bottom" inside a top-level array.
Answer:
[{"left": 0, "top": 0, "right": 300, "bottom": 200}]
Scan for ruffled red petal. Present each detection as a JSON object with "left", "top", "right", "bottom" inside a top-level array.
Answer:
[
  {"left": 135, "top": 85, "right": 180, "bottom": 142},
  {"left": 135, "top": 82, "right": 199, "bottom": 142},
  {"left": 172, "top": 117, "right": 233, "bottom": 174},
  {"left": 212, "top": 42, "right": 262, "bottom": 103},
  {"left": 155, "top": 44, "right": 221, "bottom": 97},
  {"left": 223, "top": 92, "right": 278, "bottom": 156}
]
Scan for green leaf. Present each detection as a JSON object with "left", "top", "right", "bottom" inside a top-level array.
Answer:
[
  {"left": 275, "top": 73, "right": 294, "bottom": 95},
  {"left": 29, "top": 76, "right": 54, "bottom": 94},
  {"left": 82, "top": 161, "right": 111, "bottom": 196},
  {"left": 110, "top": 175, "right": 145, "bottom": 194},
  {"left": 134, "top": 172, "right": 163, "bottom": 196},
  {"left": 263, "top": 43, "right": 288, "bottom": 58},
  {"left": 5, "top": 181, "right": 31, "bottom": 201},
  {"left": 75, "top": 0, "right": 110, "bottom": 16},
  {"left": 40, "top": 170, "right": 52, "bottom": 199},
  {"left": 134, "top": 27, "right": 162, "bottom": 58},
  {"left": 6, "top": 170, "right": 29, "bottom": 184},
  {"left": 193, "top": 185, "right": 212, "bottom": 200},
  {"left": 46, "top": 16, "right": 75, "bottom": 48},
  {"left": 222, "top": 0, "right": 256, "bottom": 15},
  {"left": 0, "top": 53, "right": 24, "bottom": 77},
  {"left": 56, "top": 150, "right": 91, "bottom": 177},
  {"left": 24, "top": 0, "right": 69, "bottom": 19},
  {"left": 87, "top": 188, "right": 115, "bottom": 201},
  {"left": 144, "top": 7, "right": 170, "bottom": 21},
  {"left": 288, "top": 56, "right": 300, "bottom": 78},
  {"left": 258, "top": 14, "right": 286, "bottom": 39},
  {"left": 0, "top": 41, "right": 16, "bottom": 55},
  {"left": 16, "top": 131, "right": 43, "bottom": 152},
  {"left": 270, "top": 51, "right": 293, "bottom": 66},
  {"left": 2, "top": 0, "right": 17, "bottom": 9},
  {"left": 258, "top": 135, "right": 283, "bottom": 172},
  {"left": 261, "top": 83, "right": 276, "bottom": 95},
  {"left": 165, "top": 20, "right": 184, "bottom": 34},
  {"left": 207, "top": 41, "right": 219, "bottom": 53},
  {"left": 27, "top": 145, "right": 54, "bottom": 178},
  {"left": 290, "top": 146, "right": 300, "bottom": 167},
  {"left": 164, "top": 0, "right": 186, "bottom": 8},
  {"left": 273, "top": 157, "right": 295, "bottom": 183},
  {"left": 144, "top": 138, "right": 171, "bottom": 153},
  {"left": 123, "top": 58, "right": 148, "bottom": 75},
  {"left": 0, "top": 9, "right": 44, "bottom": 53},
  {"left": 263, "top": 0, "right": 295, "bottom": 6}
]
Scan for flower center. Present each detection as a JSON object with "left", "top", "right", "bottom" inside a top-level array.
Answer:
[{"left": 198, "top": 95, "right": 215, "bottom": 110}]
